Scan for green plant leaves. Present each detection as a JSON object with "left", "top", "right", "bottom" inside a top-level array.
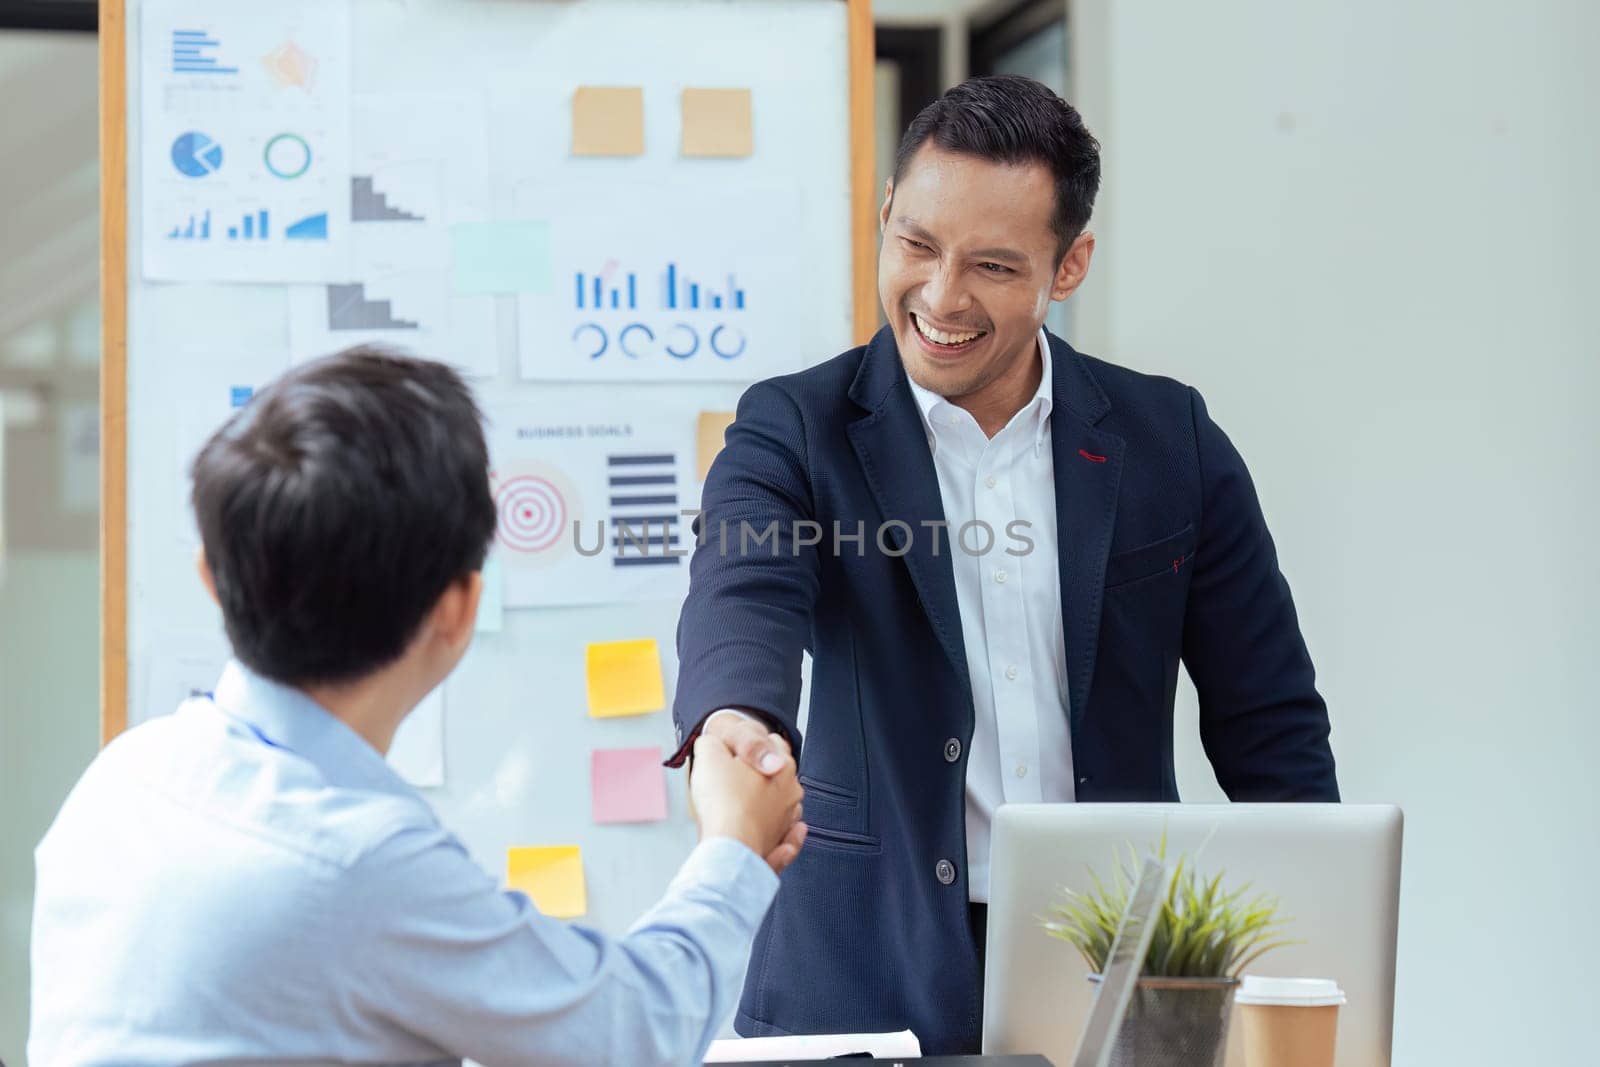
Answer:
[{"left": 1039, "top": 830, "right": 1296, "bottom": 978}]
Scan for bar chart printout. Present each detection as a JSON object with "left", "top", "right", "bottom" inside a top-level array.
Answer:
[
  {"left": 515, "top": 182, "right": 808, "bottom": 382},
  {"left": 140, "top": 0, "right": 352, "bottom": 281},
  {"left": 663, "top": 263, "right": 746, "bottom": 310}
]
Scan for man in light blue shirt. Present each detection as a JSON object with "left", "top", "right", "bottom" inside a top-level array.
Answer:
[{"left": 29, "top": 349, "right": 806, "bottom": 1066}]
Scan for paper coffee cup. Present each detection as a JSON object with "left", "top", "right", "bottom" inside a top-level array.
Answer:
[{"left": 1236, "top": 976, "right": 1345, "bottom": 1067}]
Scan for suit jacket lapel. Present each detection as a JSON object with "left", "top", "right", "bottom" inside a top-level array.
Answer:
[
  {"left": 847, "top": 328, "right": 973, "bottom": 701},
  {"left": 1047, "top": 333, "right": 1125, "bottom": 734}
]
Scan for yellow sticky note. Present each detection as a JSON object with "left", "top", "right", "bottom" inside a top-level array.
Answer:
[
  {"left": 681, "top": 88, "right": 754, "bottom": 158},
  {"left": 506, "top": 846, "right": 587, "bottom": 918},
  {"left": 696, "top": 411, "right": 736, "bottom": 482},
  {"left": 572, "top": 86, "right": 644, "bottom": 157},
  {"left": 585, "top": 638, "right": 665, "bottom": 718}
]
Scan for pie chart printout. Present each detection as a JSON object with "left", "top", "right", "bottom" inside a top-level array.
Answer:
[{"left": 171, "top": 131, "right": 223, "bottom": 177}]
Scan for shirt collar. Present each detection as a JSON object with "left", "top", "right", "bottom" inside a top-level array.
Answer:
[
  {"left": 907, "top": 327, "right": 1055, "bottom": 457},
  {"left": 206, "top": 659, "right": 419, "bottom": 800}
]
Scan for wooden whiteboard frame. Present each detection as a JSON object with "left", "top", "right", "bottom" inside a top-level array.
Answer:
[{"left": 97, "top": 0, "right": 878, "bottom": 743}]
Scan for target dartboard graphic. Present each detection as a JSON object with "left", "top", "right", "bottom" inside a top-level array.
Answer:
[{"left": 495, "top": 474, "right": 568, "bottom": 553}]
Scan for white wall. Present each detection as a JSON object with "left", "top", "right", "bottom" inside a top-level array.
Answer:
[
  {"left": 0, "top": 550, "right": 101, "bottom": 1064},
  {"left": 1071, "top": 2, "right": 1600, "bottom": 1064},
  {"left": 0, "top": 27, "right": 102, "bottom": 1065}
]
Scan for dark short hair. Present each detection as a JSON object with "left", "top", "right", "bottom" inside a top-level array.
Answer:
[
  {"left": 192, "top": 347, "right": 496, "bottom": 686},
  {"left": 892, "top": 74, "right": 1101, "bottom": 258}
]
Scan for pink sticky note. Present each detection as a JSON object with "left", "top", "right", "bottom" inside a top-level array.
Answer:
[{"left": 591, "top": 747, "right": 669, "bottom": 824}]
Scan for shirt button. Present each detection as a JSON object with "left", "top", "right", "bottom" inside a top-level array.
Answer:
[
  {"left": 984, "top": 475, "right": 998, "bottom": 489},
  {"left": 944, "top": 738, "right": 962, "bottom": 763},
  {"left": 1004, "top": 664, "right": 1019, "bottom": 681},
  {"left": 1016, "top": 763, "right": 1029, "bottom": 778},
  {"left": 936, "top": 859, "right": 957, "bottom": 885},
  {"left": 994, "top": 569, "right": 1008, "bottom": 584}
]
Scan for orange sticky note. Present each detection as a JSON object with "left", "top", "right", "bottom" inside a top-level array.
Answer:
[
  {"left": 681, "top": 88, "right": 753, "bottom": 158},
  {"left": 506, "top": 846, "right": 587, "bottom": 918},
  {"left": 572, "top": 86, "right": 644, "bottom": 157},
  {"left": 585, "top": 638, "right": 665, "bottom": 718},
  {"left": 696, "top": 411, "right": 736, "bottom": 482}
]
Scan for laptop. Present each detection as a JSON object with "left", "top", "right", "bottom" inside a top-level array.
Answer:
[{"left": 981, "top": 804, "right": 1403, "bottom": 1067}]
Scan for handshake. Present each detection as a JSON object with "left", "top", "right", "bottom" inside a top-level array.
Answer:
[{"left": 689, "top": 714, "right": 808, "bottom": 875}]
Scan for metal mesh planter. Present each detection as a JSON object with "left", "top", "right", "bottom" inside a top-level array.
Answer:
[{"left": 1086, "top": 974, "right": 1239, "bottom": 1067}]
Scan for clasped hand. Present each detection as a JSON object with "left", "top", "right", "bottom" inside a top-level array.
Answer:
[{"left": 689, "top": 715, "right": 807, "bottom": 874}]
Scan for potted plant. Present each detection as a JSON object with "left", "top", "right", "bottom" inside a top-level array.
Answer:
[{"left": 1042, "top": 840, "right": 1293, "bottom": 1067}]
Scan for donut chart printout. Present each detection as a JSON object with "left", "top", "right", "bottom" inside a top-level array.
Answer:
[
  {"left": 514, "top": 180, "right": 815, "bottom": 384},
  {"left": 140, "top": 0, "right": 352, "bottom": 281},
  {"left": 486, "top": 402, "right": 698, "bottom": 608}
]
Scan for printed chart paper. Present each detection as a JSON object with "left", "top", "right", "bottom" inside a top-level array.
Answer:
[
  {"left": 515, "top": 182, "right": 813, "bottom": 383},
  {"left": 141, "top": 0, "right": 352, "bottom": 282},
  {"left": 288, "top": 94, "right": 497, "bottom": 377},
  {"left": 486, "top": 401, "right": 698, "bottom": 607},
  {"left": 173, "top": 356, "right": 290, "bottom": 544}
]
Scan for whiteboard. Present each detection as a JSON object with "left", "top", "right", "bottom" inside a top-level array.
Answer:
[{"left": 112, "top": 0, "right": 867, "bottom": 940}]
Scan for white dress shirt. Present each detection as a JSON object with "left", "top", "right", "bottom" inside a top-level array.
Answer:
[{"left": 905, "top": 328, "right": 1075, "bottom": 903}]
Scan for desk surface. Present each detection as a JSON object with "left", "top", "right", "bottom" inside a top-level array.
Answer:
[{"left": 708, "top": 1057, "right": 1055, "bottom": 1066}]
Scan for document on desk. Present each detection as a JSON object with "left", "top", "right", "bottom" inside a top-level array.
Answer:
[{"left": 703, "top": 1029, "right": 922, "bottom": 1062}]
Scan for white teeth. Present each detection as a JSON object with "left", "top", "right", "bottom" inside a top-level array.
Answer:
[{"left": 914, "top": 313, "right": 982, "bottom": 346}]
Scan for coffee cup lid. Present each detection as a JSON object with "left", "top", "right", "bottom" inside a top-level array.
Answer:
[{"left": 1236, "top": 976, "right": 1347, "bottom": 1007}]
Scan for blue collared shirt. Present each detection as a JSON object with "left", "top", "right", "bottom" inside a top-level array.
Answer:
[{"left": 29, "top": 661, "right": 778, "bottom": 1066}]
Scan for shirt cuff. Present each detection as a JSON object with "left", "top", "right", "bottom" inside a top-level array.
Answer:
[
  {"left": 705, "top": 708, "right": 756, "bottom": 731},
  {"left": 664, "top": 707, "right": 757, "bottom": 769},
  {"left": 671, "top": 836, "right": 780, "bottom": 932}
]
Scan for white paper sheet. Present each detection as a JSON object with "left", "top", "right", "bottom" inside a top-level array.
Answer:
[
  {"left": 144, "top": 637, "right": 229, "bottom": 724},
  {"left": 515, "top": 181, "right": 814, "bottom": 383},
  {"left": 288, "top": 94, "right": 497, "bottom": 377},
  {"left": 140, "top": 0, "right": 353, "bottom": 282},
  {"left": 174, "top": 366, "right": 288, "bottom": 545},
  {"left": 389, "top": 684, "right": 445, "bottom": 788},
  {"left": 486, "top": 401, "right": 698, "bottom": 608},
  {"left": 703, "top": 1030, "right": 923, "bottom": 1062}
]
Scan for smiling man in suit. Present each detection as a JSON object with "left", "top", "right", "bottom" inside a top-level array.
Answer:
[{"left": 666, "top": 75, "right": 1339, "bottom": 1053}]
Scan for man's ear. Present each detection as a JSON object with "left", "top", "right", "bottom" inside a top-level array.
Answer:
[
  {"left": 429, "top": 571, "right": 482, "bottom": 655},
  {"left": 1051, "top": 230, "right": 1096, "bottom": 302},
  {"left": 195, "top": 548, "right": 220, "bottom": 607},
  {"left": 879, "top": 179, "right": 894, "bottom": 233}
]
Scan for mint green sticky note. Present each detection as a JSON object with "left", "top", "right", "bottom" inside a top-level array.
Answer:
[
  {"left": 476, "top": 553, "right": 504, "bottom": 633},
  {"left": 451, "top": 221, "right": 552, "bottom": 294}
]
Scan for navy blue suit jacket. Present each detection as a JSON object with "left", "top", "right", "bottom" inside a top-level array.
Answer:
[{"left": 669, "top": 327, "right": 1338, "bottom": 1053}]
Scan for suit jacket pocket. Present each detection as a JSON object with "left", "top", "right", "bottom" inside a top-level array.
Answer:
[
  {"left": 797, "top": 774, "right": 876, "bottom": 848},
  {"left": 1104, "top": 523, "right": 1197, "bottom": 589},
  {"left": 802, "top": 824, "right": 882, "bottom": 853}
]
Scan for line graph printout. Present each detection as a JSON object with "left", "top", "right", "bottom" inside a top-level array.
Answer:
[
  {"left": 515, "top": 181, "right": 817, "bottom": 383},
  {"left": 288, "top": 94, "right": 495, "bottom": 376},
  {"left": 487, "top": 402, "right": 698, "bottom": 608},
  {"left": 140, "top": 0, "right": 352, "bottom": 282}
]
